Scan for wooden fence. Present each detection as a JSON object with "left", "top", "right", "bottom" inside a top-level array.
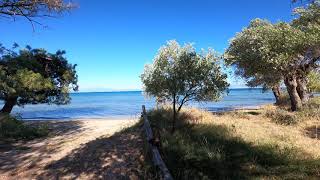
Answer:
[{"left": 141, "top": 105, "right": 173, "bottom": 180}]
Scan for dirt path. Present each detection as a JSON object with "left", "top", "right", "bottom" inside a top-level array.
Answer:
[{"left": 0, "top": 119, "right": 147, "bottom": 179}]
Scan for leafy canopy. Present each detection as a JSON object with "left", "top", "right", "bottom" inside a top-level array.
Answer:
[
  {"left": 225, "top": 0, "right": 320, "bottom": 84},
  {"left": 293, "top": 0, "right": 320, "bottom": 27},
  {"left": 141, "top": 40, "right": 229, "bottom": 110},
  {"left": 225, "top": 14, "right": 320, "bottom": 85},
  {"left": 224, "top": 19, "right": 289, "bottom": 89},
  {"left": 0, "top": 45, "right": 78, "bottom": 106}
]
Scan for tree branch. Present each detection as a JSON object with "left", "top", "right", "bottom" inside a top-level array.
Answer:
[{"left": 0, "top": 0, "right": 76, "bottom": 30}]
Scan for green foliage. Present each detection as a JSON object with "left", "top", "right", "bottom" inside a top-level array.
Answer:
[
  {"left": 224, "top": 19, "right": 307, "bottom": 84},
  {"left": 0, "top": 45, "right": 78, "bottom": 112},
  {"left": 141, "top": 40, "right": 229, "bottom": 111},
  {"left": 293, "top": 0, "right": 320, "bottom": 28},
  {"left": 225, "top": 2, "right": 320, "bottom": 109},
  {"left": 147, "top": 108, "right": 320, "bottom": 179},
  {"left": 307, "top": 70, "right": 320, "bottom": 92},
  {"left": 0, "top": 115, "right": 49, "bottom": 140},
  {"left": 292, "top": 1, "right": 320, "bottom": 58},
  {"left": 224, "top": 19, "right": 281, "bottom": 89}
]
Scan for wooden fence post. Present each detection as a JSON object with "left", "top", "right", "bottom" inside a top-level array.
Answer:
[{"left": 141, "top": 105, "right": 173, "bottom": 180}]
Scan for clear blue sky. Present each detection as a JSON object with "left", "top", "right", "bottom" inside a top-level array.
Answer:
[{"left": 0, "top": 0, "right": 296, "bottom": 92}]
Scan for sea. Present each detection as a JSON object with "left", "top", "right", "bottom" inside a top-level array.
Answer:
[{"left": 3, "top": 88, "right": 275, "bottom": 120}]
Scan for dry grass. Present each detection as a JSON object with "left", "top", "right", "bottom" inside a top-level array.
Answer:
[
  {"left": 189, "top": 106, "right": 320, "bottom": 159},
  {"left": 147, "top": 101, "right": 320, "bottom": 179},
  {"left": 152, "top": 103, "right": 320, "bottom": 159}
]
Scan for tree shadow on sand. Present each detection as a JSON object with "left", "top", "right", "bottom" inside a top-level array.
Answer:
[
  {"left": 37, "top": 124, "right": 147, "bottom": 179},
  {"left": 0, "top": 121, "right": 85, "bottom": 175}
]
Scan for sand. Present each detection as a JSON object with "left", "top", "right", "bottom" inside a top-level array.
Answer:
[{"left": 0, "top": 118, "right": 147, "bottom": 179}]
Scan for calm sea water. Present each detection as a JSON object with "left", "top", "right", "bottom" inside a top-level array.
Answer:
[{"left": 4, "top": 88, "right": 275, "bottom": 120}]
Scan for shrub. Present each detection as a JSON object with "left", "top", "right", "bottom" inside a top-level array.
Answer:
[
  {"left": 265, "top": 109, "right": 298, "bottom": 125},
  {"left": 0, "top": 115, "right": 48, "bottom": 140},
  {"left": 297, "top": 97, "right": 320, "bottom": 121}
]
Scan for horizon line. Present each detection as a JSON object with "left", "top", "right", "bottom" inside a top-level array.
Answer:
[{"left": 75, "top": 87, "right": 263, "bottom": 93}]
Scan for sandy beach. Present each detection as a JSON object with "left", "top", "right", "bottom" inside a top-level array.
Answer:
[{"left": 0, "top": 119, "right": 146, "bottom": 179}]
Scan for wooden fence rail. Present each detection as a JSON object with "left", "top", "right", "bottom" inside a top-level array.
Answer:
[{"left": 141, "top": 105, "right": 173, "bottom": 180}]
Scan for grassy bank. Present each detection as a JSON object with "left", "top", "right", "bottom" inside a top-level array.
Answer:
[{"left": 146, "top": 97, "right": 320, "bottom": 179}]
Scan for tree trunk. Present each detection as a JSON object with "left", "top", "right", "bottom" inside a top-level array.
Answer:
[
  {"left": 0, "top": 96, "right": 18, "bottom": 114},
  {"left": 272, "top": 85, "right": 281, "bottom": 105},
  {"left": 172, "top": 96, "right": 176, "bottom": 133},
  {"left": 284, "top": 76, "right": 302, "bottom": 111},
  {"left": 296, "top": 76, "right": 309, "bottom": 104}
]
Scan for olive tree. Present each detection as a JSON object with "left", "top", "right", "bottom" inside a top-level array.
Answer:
[
  {"left": 224, "top": 19, "right": 286, "bottom": 105},
  {"left": 141, "top": 40, "right": 229, "bottom": 132},
  {"left": 0, "top": 45, "right": 78, "bottom": 114},
  {"left": 292, "top": 1, "right": 320, "bottom": 103},
  {"left": 225, "top": 19, "right": 313, "bottom": 111},
  {"left": 226, "top": 0, "right": 320, "bottom": 111}
]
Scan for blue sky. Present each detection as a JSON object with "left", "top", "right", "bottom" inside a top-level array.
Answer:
[{"left": 0, "top": 0, "right": 296, "bottom": 92}]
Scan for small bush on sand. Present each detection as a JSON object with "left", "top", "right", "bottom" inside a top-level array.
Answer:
[
  {"left": 265, "top": 109, "right": 298, "bottom": 125},
  {"left": 0, "top": 115, "right": 48, "bottom": 140}
]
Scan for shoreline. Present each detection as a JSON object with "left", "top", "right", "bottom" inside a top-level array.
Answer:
[
  {"left": 22, "top": 116, "right": 140, "bottom": 121},
  {"left": 5, "top": 88, "right": 277, "bottom": 120},
  {"left": 20, "top": 105, "right": 265, "bottom": 121},
  {"left": 20, "top": 114, "right": 141, "bottom": 121}
]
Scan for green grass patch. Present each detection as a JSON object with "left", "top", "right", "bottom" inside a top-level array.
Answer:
[{"left": 147, "top": 108, "right": 320, "bottom": 179}]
